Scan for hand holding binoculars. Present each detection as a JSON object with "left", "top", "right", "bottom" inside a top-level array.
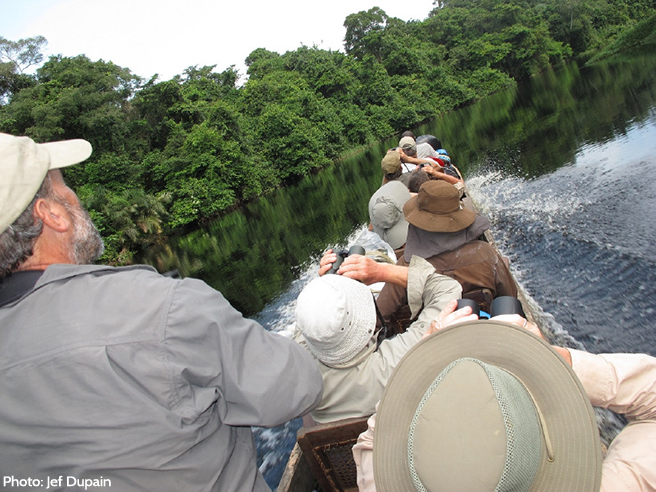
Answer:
[
  {"left": 326, "top": 245, "right": 366, "bottom": 275},
  {"left": 457, "top": 296, "right": 525, "bottom": 319}
]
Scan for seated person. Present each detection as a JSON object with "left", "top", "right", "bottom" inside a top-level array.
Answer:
[
  {"left": 407, "top": 169, "right": 430, "bottom": 193},
  {"left": 398, "top": 136, "right": 439, "bottom": 169},
  {"left": 431, "top": 149, "right": 465, "bottom": 181},
  {"left": 0, "top": 133, "right": 323, "bottom": 490},
  {"left": 368, "top": 181, "right": 411, "bottom": 257},
  {"left": 377, "top": 180, "right": 518, "bottom": 323},
  {"left": 400, "top": 131, "right": 441, "bottom": 159},
  {"left": 293, "top": 255, "right": 463, "bottom": 424},
  {"left": 380, "top": 149, "right": 413, "bottom": 187},
  {"left": 398, "top": 136, "right": 465, "bottom": 195},
  {"left": 353, "top": 307, "right": 656, "bottom": 492},
  {"left": 416, "top": 133, "right": 443, "bottom": 153}
]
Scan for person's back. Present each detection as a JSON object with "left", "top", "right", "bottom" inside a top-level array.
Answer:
[
  {"left": 421, "top": 240, "right": 516, "bottom": 298},
  {"left": 0, "top": 133, "right": 323, "bottom": 491},
  {"left": 376, "top": 182, "right": 517, "bottom": 323},
  {"left": 293, "top": 256, "right": 461, "bottom": 423},
  {"left": 416, "top": 141, "right": 439, "bottom": 159},
  {"left": 0, "top": 263, "right": 323, "bottom": 490}
]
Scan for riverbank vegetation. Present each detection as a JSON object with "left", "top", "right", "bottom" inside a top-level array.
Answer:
[{"left": 1, "top": 0, "right": 654, "bottom": 264}]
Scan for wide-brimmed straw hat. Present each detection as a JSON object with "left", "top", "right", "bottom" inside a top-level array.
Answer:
[
  {"left": 369, "top": 181, "right": 411, "bottom": 250},
  {"left": 295, "top": 274, "right": 377, "bottom": 367},
  {"left": 373, "top": 320, "right": 602, "bottom": 492},
  {"left": 403, "top": 180, "right": 475, "bottom": 232},
  {"left": 0, "top": 133, "right": 92, "bottom": 234}
]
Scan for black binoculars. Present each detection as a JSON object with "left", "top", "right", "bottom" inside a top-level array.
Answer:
[
  {"left": 457, "top": 296, "right": 525, "bottom": 319},
  {"left": 326, "top": 245, "right": 366, "bottom": 275}
]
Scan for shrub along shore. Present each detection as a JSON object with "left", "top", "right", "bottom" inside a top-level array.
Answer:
[{"left": 1, "top": 1, "right": 654, "bottom": 264}]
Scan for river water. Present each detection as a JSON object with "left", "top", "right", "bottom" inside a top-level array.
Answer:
[{"left": 156, "top": 52, "right": 656, "bottom": 489}]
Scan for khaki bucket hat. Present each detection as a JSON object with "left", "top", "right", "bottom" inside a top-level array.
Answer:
[
  {"left": 403, "top": 180, "right": 475, "bottom": 233},
  {"left": 373, "top": 320, "right": 602, "bottom": 492}
]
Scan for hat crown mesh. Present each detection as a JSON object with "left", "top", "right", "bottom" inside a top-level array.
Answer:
[{"left": 407, "top": 358, "right": 542, "bottom": 492}]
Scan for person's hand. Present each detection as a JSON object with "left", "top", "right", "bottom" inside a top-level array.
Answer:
[
  {"left": 421, "top": 165, "right": 436, "bottom": 177},
  {"left": 399, "top": 150, "right": 419, "bottom": 163},
  {"left": 491, "top": 314, "right": 544, "bottom": 340},
  {"left": 337, "top": 254, "right": 383, "bottom": 285},
  {"left": 431, "top": 169, "right": 449, "bottom": 181},
  {"left": 421, "top": 164, "right": 444, "bottom": 178},
  {"left": 319, "top": 250, "right": 383, "bottom": 284},
  {"left": 492, "top": 314, "right": 572, "bottom": 366},
  {"left": 424, "top": 299, "right": 479, "bottom": 338},
  {"left": 319, "top": 249, "right": 338, "bottom": 276}
]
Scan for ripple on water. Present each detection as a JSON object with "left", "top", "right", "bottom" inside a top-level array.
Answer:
[{"left": 468, "top": 151, "right": 656, "bottom": 357}]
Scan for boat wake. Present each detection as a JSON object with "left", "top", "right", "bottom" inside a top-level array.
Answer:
[
  {"left": 466, "top": 150, "right": 656, "bottom": 357},
  {"left": 256, "top": 142, "right": 656, "bottom": 487}
]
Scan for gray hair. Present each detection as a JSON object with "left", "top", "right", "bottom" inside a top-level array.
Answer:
[{"left": 0, "top": 174, "right": 53, "bottom": 279}]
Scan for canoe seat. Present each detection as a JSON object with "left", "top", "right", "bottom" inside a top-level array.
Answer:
[{"left": 296, "top": 416, "right": 370, "bottom": 492}]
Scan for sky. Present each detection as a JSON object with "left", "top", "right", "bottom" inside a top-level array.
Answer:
[{"left": 2, "top": 0, "right": 436, "bottom": 83}]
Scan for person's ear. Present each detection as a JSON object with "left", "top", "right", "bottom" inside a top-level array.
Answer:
[{"left": 33, "top": 197, "right": 71, "bottom": 233}]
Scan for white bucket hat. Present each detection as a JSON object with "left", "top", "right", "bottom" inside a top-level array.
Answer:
[
  {"left": 295, "top": 274, "right": 377, "bottom": 367},
  {"left": 368, "top": 181, "right": 411, "bottom": 250},
  {"left": 0, "top": 133, "right": 92, "bottom": 234},
  {"left": 374, "top": 320, "right": 602, "bottom": 492}
]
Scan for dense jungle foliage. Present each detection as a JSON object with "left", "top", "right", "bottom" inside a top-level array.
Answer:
[{"left": 1, "top": 0, "right": 655, "bottom": 264}]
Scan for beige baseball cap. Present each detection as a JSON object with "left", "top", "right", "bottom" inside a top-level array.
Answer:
[
  {"left": 399, "top": 136, "right": 417, "bottom": 154},
  {"left": 0, "top": 133, "right": 92, "bottom": 234}
]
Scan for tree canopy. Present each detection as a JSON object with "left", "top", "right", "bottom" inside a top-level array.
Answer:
[
  {"left": 1, "top": 0, "right": 653, "bottom": 265},
  {"left": 0, "top": 35, "right": 47, "bottom": 102}
]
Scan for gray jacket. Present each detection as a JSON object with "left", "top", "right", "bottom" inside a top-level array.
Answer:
[{"left": 0, "top": 264, "right": 323, "bottom": 491}]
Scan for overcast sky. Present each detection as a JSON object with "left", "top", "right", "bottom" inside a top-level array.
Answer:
[{"left": 2, "top": 0, "right": 436, "bottom": 83}]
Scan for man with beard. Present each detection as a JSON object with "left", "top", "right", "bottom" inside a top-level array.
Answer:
[{"left": 0, "top": 134, "right": 323, "bottom": 491}]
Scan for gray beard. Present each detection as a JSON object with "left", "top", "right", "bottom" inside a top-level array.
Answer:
[{"left": 65, "top": 201, "right": 105, "bottom": 264}]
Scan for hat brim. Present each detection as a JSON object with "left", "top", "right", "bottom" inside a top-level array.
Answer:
[
  {"left": 403, "top": 193, "right": 476, "bottom": 232},
  {"left": 373, "top": 320, "right": 602, "bottom": 492},
  {"left": 372, "top": 218, "right": 408, "bottom": 250},
  {"left": 41, "top": 139, "right": 93, "bottom": 170}
]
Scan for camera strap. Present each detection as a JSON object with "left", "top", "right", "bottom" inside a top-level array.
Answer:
[{"left": 373, "top": 295, "right": 389, "bottom": 348}]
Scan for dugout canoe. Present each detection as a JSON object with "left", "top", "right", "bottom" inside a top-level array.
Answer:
[{"left": 276, "top": 196, "right": 624, "bottom": 492}]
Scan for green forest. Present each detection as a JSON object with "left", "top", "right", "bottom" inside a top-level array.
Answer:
[{"left": 2, "top": 0, "right": 655, "bottom": 264}]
